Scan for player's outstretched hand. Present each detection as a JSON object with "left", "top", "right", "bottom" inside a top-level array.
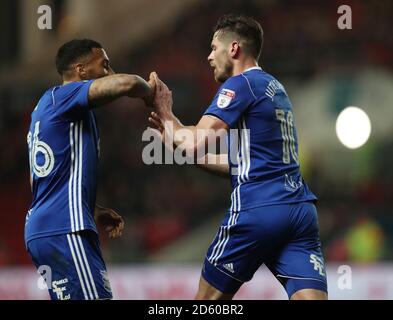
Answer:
[
  {"left": 151, "top": 72, "right": 173, "bottom": 119},
  {"left": 148, "top": 111, "right": 164, "bottom": 133},
  {"left": 94, "top": 204, "right": 125, "bottom": 239}
]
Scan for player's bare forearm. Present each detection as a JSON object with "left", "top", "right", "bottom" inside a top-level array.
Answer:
[
  {"left": 89, "top": 74, "right": 152, "bottom": 107},
  {"left": 153, "top": 109, "right": 197, "bottom": 151},
  {"left": 164, "top": 119, "right": 208, "bottom": 158},
  {"left": 168, "top": 118, "right": 199, "bottom": 150},
  {"left": 149, "top": 112, "right": 230, "bottom": 177},
  {"left": 150, "top": 110, "right": 228, "bottom": 160},
  {"left": 162, "top": 121, "right": 229, "bottom": 177},
  {"left": 196, "top": 153, "right": 230, "bottom": 178}
]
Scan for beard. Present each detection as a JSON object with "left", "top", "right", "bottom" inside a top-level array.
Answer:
[{"left": 215, "top": 59, "right": 233, "bottom": 83}]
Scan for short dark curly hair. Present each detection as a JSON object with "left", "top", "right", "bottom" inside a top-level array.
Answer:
[
  {"left": 214, "top": 14, "right": 263, "bottom": 60},
  {"left": 55, "top": 39, "right": 102, "bottom": 75}
]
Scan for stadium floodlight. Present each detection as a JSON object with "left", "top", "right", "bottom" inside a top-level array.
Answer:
[{"left": 336, "top": 106, "right": 371, "bottom": 149}]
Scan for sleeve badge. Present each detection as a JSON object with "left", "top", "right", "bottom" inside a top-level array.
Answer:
[{"left": 217, "top": 89, "right": 236, "bottom": 109}]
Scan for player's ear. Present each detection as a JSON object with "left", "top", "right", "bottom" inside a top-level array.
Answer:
[
  {"left": 75, "top": 63, "right": 87, "bottom": 80},
  {"left": 230, "top": 41, "right": 240, "bottom": 58}
]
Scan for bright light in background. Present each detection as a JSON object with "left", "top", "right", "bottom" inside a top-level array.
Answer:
[{"left": 336, "top": 106, "right": 371, "bottom": 149}]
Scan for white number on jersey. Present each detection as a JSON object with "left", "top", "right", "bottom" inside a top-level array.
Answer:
[
  {"left": 27, "top": 121, "right": 55, "bottom": 178},
  {"left": 275, "top": 109, "right": 299, "bottom": 165}
]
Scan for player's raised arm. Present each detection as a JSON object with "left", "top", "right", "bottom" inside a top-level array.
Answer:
[
  {"left": 149, "top": 72, "right": 230, "bottom": 176},
  {"left": 55, "top": 39, "right": 155, "bottom": 109},
  {"left": 149, "top": 111, "right": 230, "bottom": 177},
  {"left": 89, "top": 73, "right": 153, "bottom": 108}
]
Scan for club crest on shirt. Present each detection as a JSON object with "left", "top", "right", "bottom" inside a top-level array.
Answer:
[
  {"left": 217, "top": 89, "right": 235, "bottom": 109},
  {"left": 100, "top": 270, "right": 112, "bottom": 293}
]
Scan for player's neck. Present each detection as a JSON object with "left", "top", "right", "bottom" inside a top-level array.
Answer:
[
  {"left": 62, "top": 76, "right": 83, "bottom": 85},
  {"left": 232, "top": 59, "right": 259, "bottom": 77}
]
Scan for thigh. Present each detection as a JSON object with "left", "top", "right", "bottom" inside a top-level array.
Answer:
[{"left": 27, "top": 231, "right": 112, "bottom": 300}]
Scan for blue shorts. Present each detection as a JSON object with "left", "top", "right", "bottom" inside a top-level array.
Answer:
[
  {"left": 27, "top": 230, "right": 112, "bottom": 300},
  {"left": 202, "top": 201, "right": 327, "bottom": 298}
]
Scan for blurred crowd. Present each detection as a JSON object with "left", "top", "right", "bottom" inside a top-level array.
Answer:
[{"left": 0, "top": 0, "right": 392, "bottom": 265}]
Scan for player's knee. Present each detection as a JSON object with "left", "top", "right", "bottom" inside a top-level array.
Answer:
[
  {"left": 195, "top": 276, "right": 234, "bottom": 300},
  {"left": 290, "top": 289, "right": 328, "bottom": 300},
  {"left": 195, "top": 290, "right": 234, "bottom": 300}
]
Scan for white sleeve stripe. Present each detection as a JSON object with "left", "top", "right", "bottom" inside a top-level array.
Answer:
[{"left": 51, "top": 87, "right": 57, "bottom": 106}]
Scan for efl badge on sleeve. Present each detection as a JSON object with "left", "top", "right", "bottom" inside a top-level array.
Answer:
[{"left": 217, "top": 89, "right": 235, "bottom": 109}]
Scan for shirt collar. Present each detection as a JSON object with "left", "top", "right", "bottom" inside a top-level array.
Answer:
[{"left": 243, "top": 66, "right": 262, "bottom": 73}]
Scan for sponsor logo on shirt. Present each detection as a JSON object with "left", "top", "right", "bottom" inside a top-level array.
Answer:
[
  {"left": 309, "top": 254, "right": 326, "bottom": 277},
  {"left": 223, "top": 263, "right": 235, "bottom": 273},
  {"left": 52, "top": 278, "right": 71, "bottom": 300},
  {"left": 284, "top": 174, "right": 303, "bottom": 192}
]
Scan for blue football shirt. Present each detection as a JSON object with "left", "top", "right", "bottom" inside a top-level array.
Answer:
[
  {"left": 25, "top": 80, "right": 100, "bottom": 244},
  {"left": 204, "top": 67, "right": 317, "bottom": 211}
]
